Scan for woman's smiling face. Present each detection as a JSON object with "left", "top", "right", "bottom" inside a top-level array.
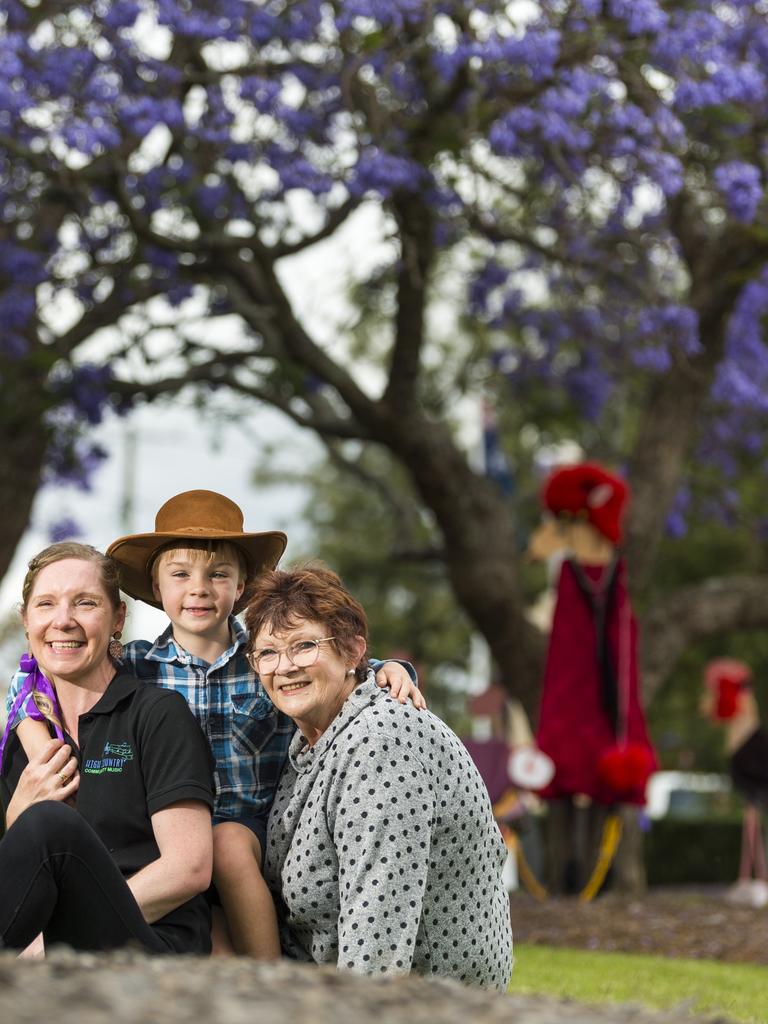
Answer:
[
  {"left": 253, "top": 618, "right": 365, "bottom": 742},
  {"left": 23, "top": 558, "right": 125, "bottom": 689}
]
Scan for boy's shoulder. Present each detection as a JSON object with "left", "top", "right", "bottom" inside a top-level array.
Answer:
[{"left": 123, "top": 637, "right": 156, "bottom": 658}]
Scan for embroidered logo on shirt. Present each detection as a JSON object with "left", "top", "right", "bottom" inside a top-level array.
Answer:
[{"left": 83, "top": 741, "right": 135, "bottom": 775}]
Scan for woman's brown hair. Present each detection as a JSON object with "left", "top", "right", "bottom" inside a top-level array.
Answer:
[
  {"left": 244, "top": 563, "right": 369, "bottom": 682},
  {"left": 22, "top": 541, "right": 122, "bottom": 611}
]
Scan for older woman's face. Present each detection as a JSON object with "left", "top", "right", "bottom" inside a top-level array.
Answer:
[
  {"left": 253, "top": 618, "right": 364, "bottom": 738},
  {"left": 23, "top": 558, "right": 125, "bottom": 688}
]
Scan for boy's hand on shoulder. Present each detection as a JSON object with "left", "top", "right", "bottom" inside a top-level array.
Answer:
[{"left": 374, "top": 663, "right": 427, "bottom": 710}]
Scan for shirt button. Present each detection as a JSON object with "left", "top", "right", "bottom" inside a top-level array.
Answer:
[{"left": 82, "top": 715, "right": 94, "bottom": 723}]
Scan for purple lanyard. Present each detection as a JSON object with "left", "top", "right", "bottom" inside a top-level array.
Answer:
[{"left": 0, "top": 654, "right": 64, "bottom": 763}]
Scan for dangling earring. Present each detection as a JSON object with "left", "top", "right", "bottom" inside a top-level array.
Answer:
[{"left": 108, "top": 630, "right": 124, "bottom": 660}]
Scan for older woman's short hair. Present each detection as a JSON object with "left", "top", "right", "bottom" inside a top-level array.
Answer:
[{"left": 244, "top": 563, "right": 369, "bottom": 679}]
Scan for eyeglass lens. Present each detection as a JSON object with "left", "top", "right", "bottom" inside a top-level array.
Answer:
[{"left": 254, "top": 638, "right": 334, "bottom": 673}]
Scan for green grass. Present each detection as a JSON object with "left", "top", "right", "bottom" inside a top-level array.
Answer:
[{"left": 511, "top": 944, "right": 767, "bottom": 1023}]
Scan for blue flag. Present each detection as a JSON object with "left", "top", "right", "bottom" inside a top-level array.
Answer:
[{"left": 482, "top": 399, "right": 515, "bottom": 497}]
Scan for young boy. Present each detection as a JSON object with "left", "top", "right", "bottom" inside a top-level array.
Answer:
[{"left": 8, "top": 489, "right": 422, "bottom": 958}]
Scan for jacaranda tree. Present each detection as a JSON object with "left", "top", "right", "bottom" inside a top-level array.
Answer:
[{"left": 2, "top": 0, "right": 768, "bottom": 707}]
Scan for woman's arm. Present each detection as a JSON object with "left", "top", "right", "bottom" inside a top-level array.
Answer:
[
  {"left": 16, "top": 719, "right": 56, "bottom": 761},
  {"left": 126, "top": 799, "right": 213, "bottom": 924}
]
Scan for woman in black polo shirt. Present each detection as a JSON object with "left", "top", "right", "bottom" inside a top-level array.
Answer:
[{"left": 0, "top": 542, "right": 214, "bottom": 954}]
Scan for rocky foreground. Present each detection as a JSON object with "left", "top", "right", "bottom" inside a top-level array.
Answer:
[{"left": 0, "top": 951, "right": 729, "bottom": 1024}]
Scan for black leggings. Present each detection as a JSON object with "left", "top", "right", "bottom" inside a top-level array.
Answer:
[{"left": 0, "top": 801, "right": 170, "bottom": 953}]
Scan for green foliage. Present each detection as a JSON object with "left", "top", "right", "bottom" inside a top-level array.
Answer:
[
  {"left": 646, "top": 512, "right": 768, "bottom": 771},
  {"left": 645, "top": 820, "right": 742, "bottom": 885},
  {"left": 513, "top": 944, "right": 767, "bottom": 1023}
]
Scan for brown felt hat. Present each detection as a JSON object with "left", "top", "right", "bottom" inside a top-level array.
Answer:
[{"left": 106, "top": 490, "right": 287, "bottom": 612}]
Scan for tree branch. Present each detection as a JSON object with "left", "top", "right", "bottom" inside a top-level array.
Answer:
[{"left": 641, "top": 574, "right": 768, "bottom": 701}]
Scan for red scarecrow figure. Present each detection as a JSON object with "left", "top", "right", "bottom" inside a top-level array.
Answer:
[
  {"left": 702, "top": 659, "right": 768, "bottom": 907},
  {"left": 528, "top": 462, "right": 658, "bottom": 896}
]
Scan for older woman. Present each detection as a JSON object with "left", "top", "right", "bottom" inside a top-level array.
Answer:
[
  {"left": 244, "top": 564, "right": 513, "bottom": 989},
  {"left": 0, "top": 542, "right": 214, "bottom": 953}
]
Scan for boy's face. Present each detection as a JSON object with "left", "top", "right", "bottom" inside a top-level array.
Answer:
[{"left": 153, "top": 549, "right": 245, "bottom": 644}]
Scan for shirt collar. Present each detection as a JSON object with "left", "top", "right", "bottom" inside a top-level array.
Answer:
[
  {"left": 290, "top": 671, "right": 378, "bottom": 773},
  {"left": 87, "top": 672, "right": 141, "bottom": 715},
  {"left": 145, "top": 615, "right": 248, "bottom": 666}
]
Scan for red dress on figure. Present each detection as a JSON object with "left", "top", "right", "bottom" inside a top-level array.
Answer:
[{"left": 535, "top": 557, "right": 657, "bottom": 806}]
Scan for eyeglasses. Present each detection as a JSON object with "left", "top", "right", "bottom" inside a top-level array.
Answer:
[{"left": 248, "top": 637, "right": 336, "bottom": 675}]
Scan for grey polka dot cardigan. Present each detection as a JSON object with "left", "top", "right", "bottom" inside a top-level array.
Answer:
[{"left": 264, "top": 675, "right": 513, "bottom": 989}]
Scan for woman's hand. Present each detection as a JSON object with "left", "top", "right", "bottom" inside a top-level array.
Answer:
[
  {"left": 18, "top": 934, "right": 45, "bottom": 959},
  {"left": 374, "top": 662, "right": 427, "bottom": 710},
  {"left": 5, "top": 739, "right": 79, "bottom": 829}
]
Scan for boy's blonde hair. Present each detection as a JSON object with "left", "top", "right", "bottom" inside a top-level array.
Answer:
[{"left": 150, "top": 539, "right": 249, "bottom": 584}]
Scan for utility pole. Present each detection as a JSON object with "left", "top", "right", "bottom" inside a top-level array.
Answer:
[{"left": 120, "top": 426, "right": 137, "bottom": 535}]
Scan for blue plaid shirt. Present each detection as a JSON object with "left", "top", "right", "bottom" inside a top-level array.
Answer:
[{"left": 124, "top": 617, "right": 295, "bottom": 820}]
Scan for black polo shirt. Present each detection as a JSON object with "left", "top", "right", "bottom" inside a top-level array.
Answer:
[{"left": 1, "top": 673, "right": 215, "bottom": 953}]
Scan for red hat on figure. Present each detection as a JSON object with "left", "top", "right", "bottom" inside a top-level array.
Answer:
[
  {"left": 704, "top": 659, "right": 752, "bottom": 721},
  {"left": 542, "top": 462, "right": 629, "bottom": 544}
]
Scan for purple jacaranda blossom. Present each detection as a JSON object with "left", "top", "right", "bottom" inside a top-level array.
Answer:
[
  {"left": 0, "top": 246, "right": 46, "bottom": 286},
  {"left": 155, "top": 0, "right": 248, "bottom": 40},
  {"left": 349, "top": 149, "right": 425, "bottom": 198},
  {"left": 608, "top": 0, "right": 668, "bottom": 35},
  {"left": 43, "top": 427, "right": 108, "bottom": 491},
  {"left": 714, "top": 268, "right": 768, "bottom": 411},
  {"left": 0, "top": 287, "right": 35, "bottom": 330},
  {"left": 101, "top": 1, "right": 142, "bottom": 30},
  {"left": 67, "top": 364, "right": 115, "bottom": 426},
  {"left": 469, "top": 260, "right": 509, "bottom": 318},
  {"left": 266, "top": 145, "right": 334, "bottom": 196},
  {"left": 240, "top": 77, "right": 282, "bottom": 114},
  {"left": 166, "top": 283, "right": 195, "bottom": 307},
  {"left": 2, "top": 1, "right": 30, "bottom": 30},
  {"left": 194, "top": 181, "right": 230, "bottom": 218},
  {"left": 482, "top": 29, "right": 562, "bottom": 84},
  {"left": 642, "top": 151, "right": 685, "bottom": 196},
  {"left": 144, "top": 245, "right": 182, "bottom": 274},
  {"left": 665, "top": 485, "right": 691, "bottom": 539},
  {"left": 48, "top": 517, "right": 83, "bottom": 543},
  {"left": 335, "top": 0, "right": 424, "bottom": 32},
  {"left": 34, "top": 48, "right": 98, "bottom": 99},
  {"left": 0, "top": 332, "right": 29, "bottom": 358},
  {"left": 564, "top": 352, "right": 614, "bottom": 423},
  {"left": 636, "top": 305, "right": 701, "bottom": 354},
  {"left": 714, "top": 161, "right": 763, "bottom": 223},
  {"left": 631, "top": 345, "right": 671, "bottom": 372}
]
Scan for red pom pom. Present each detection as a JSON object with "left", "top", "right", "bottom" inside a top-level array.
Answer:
[
  {"left": 715, "top": 679, "right": 742, "bottom": 720},
  {"left": 704, "top": 659, "right": 751, "bottom": 721},
  {"left": 542, "top": 462, "right": 628, "bottom": 544},
  {"left": 597, "top": 743, "right": 654, "bottom": 796}
]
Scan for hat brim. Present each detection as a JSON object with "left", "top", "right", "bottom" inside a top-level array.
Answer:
[{"left": 106, "top": 529, "right": 287, "bottom": 613}]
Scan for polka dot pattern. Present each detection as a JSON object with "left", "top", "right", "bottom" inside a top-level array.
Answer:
[{"left": 264, "top": 676, "right": 513, "bottom": 989}]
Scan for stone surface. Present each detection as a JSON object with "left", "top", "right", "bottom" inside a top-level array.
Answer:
[{"left": 0, "top": 953, "right": 730, "bottom": 1024}]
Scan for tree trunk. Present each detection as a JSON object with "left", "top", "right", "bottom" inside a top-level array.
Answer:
[
  {"left": 0, "top": 369, "right": 51, "bottom": 582},
  {"left": 371, "top": 411, "right": 546, "bottom": 717}
]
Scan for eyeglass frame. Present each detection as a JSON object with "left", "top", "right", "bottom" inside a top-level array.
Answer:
[{"left": 247, "top": 636, "right": 337, "bottom": 675}]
